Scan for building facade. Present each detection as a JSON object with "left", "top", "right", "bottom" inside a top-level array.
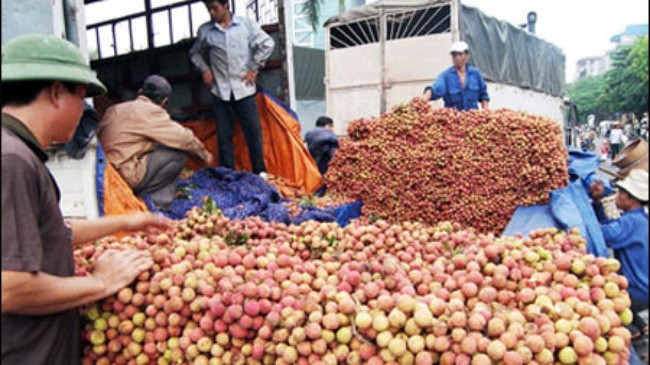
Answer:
[
  {"left": 574, "top": 23, "right": 647, "bottom": 81},
  {"left": 574, "top": 56, "right": 609, "bottom": 80},
  {"left": 610, "top": 24, "right": 648, "bottom": 46}
]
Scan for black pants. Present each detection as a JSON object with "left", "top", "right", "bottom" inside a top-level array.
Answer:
[
  {"left": 610, "top": 143, "right": 622, "bottom": 159},
  {"left": 212, "top": 94, "right": 266, "bottom": 174},
  {"left": 133, "top": 145, "right": 188, "bottom": 208},
  {"left": 632, "top": 298, "right": 649, "bottom": 332}
]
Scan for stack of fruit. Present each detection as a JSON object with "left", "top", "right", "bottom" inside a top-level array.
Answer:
[
  {"left": 326, "top": 99, "right": 569, "bottom": 234},
  {"left": 76, "top": 208, "right": 634, "bottom": 365}
]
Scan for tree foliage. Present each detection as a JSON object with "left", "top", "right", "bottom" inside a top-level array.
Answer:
[
  {"left": 302, "top": 0, "right": 346, "bottom": 32},
  {"left": 568, "top": 36, "right": 649, "bottom": 123},
  {"left": 301, "top": 0, "right": 322, "bottom": 33},
  {"left": 566, "top": 75, "right": 607, "bottom": 124}
]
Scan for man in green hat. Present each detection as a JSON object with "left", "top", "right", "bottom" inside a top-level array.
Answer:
[{"left": 1, "top": 34, "right": 173, "bottom": 365}]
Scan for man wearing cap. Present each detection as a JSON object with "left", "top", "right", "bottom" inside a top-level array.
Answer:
[
  {"left": 2, "top": 34, "right": 173, "bottom": 365},
  {"left": 421, "top": 41, "right": 490, "bottom": 111},
  {"left": 98, "top": 75, "right": 214, "bottom": 208},
  {"left": 590, "top": 169, "right": 649, "bottom": 339},
  {"left": 189, "top": 0, "right": 274, "bottom": 178}
]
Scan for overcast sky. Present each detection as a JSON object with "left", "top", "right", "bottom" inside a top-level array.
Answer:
[
  {"left": 87, "top": 0, "right": 648, "bottom": 82},
  {"left": 461, "top": 0, "right": 649, "bottom": 82}
]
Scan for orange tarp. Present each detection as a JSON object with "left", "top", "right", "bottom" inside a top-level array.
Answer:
[
  {"left": 102, "top": 161, "right": 148, "bottom": 237},
  {"left": 184, "top": 93, "right": 324, "bottom": 195}
]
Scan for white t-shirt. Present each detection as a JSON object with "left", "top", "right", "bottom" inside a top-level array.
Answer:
[{"left": 610, "top": 128, "right": 624, "bottom": 144}]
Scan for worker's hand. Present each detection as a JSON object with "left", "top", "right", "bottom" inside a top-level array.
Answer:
[
  {"left": 202, "top": 70, "right": 214, "bottom": 86},
  {"left": 93, "top": 249, "right": 153, "bottom": 298},
  {"left": 420, "top": 89, "right": 433, "bottom": 102},
  {"left": 241, "top": 70, "right": 258, "bottom": 86},
  {"left": 589, "top": 180, "right": 605, "bottom": 202},
  {"left": 125, "top": 212, "right": 174, "bottom": 233},
  {"left": 205, "top": 154, "right": 215, "bottom": 167}
]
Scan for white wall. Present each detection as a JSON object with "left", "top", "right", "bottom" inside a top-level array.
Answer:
[
  {"left": 326, "top": 34, "right": 451, "bottom": 134},
  {"left": 486, "top": 82, "right": 564, "bottom": 127}
]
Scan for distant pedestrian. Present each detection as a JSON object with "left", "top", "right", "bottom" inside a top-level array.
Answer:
[
  {"left": 610, "top": 123, "right": 624, "bottom": 159},
  {"left": 420, "top": 41, "right": 490, "bottom": 111},
  {"left": 305, "top": 116, "right": 339, "bottom": 176}
]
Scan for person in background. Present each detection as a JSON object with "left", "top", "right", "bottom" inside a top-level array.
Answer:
[
  {"left": 600, "top": 140, "right": 610, "bottom": 161},
  {"left": 305, "top": 116, "right": 339, "bottom": 176},
  {"left": 589, "top": 169, "right": 649, "bottom": 339},
  {"left": 580, "top": 130, "right": 596, "bottom": 152},
  {"left": 2, "top": 34, "right": 173, "bottom": 365},
  {"left": 420, "top": 41, "right": 490, "bottom": 111},
  {"left": 624, "top": 122, "right": 633, "bottom": 139},
  {"left": 98, "top": 75, "right": 213, "bottom": 209},
  {"left": 609, "top": 123, "right": 624, "bottom": 159},
  {"left": 65, "top": 101, "right": 99, "bottom": 159},
  {"left": 189, "top": 0, "right": 274, "bottom": 179}
]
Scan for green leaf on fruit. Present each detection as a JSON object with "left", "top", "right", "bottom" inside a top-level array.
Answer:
[{"left": 203, "top": 196, "right": 218, "bottom": 214}]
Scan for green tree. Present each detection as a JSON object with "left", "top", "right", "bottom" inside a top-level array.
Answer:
[
  {"left": 600, "top": 36, "right": 648, "bottom": 118},
  {"left": 302, "top": 0, "right": 346, "bottom": 32},
  {"left": 567, "top": 36, "right": 649, "bottom": 122},
  {"left": 567, "top": 75, "right": 608, "bottom": 124}
]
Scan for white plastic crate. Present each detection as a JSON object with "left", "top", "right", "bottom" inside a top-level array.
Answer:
[{"left": 45, "top": 139, "right": 99, "bottom": 219}]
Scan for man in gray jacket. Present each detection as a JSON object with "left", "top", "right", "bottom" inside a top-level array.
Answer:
[{"left": 189, "top": 0, "right": 274, "bottom": 178}]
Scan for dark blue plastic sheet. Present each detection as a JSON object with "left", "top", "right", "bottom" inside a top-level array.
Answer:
[
  {"left": 96, "top": 144, "right": 106, "bottom": 217},
  {"left": 144, "top": 167, "right": 362, "bottom": 226}
]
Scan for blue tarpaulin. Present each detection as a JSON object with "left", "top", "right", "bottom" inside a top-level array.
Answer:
[
  {"left": 549, "top": 180, "right": 609, "bottom": 257},
  {"left": 503, "top": 147, "right": 611, "bottom": 257},
  {"left": 630, "top": 347, "right": 644, "bottom": 365},
  {"left": 567, "top": 147, "right": 615, "bottom": 196},
  {"left": 502, "top": 204, "right": 558, "bottom": 238}
]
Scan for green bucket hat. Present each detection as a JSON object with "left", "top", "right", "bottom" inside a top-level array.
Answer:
[{"left": 2, "top": 34, "right": 107, "bottom": 96}]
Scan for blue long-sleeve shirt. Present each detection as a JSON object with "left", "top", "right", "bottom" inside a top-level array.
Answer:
[
  {"left": 426, "top": 66, "right": 489, "bottom": 111},
  {"left": 304, "top": 127, "right": 339, "bottom": 175},
  {"left": 595, "top": 205, "right": 649, "bottom": 304}
]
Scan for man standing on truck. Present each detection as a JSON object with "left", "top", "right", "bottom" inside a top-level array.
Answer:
[
  {"left": 189, "top": 0, "right": 275, "bottom": 179},
  {"left": 420, "top": 41, "right": 490, "bottom": 111},
  {"left": 98, "top": 75, "right": 213, "bottom": 209},
  {"left": 1, "top": 34, "right": 173, "bottom": 365}
]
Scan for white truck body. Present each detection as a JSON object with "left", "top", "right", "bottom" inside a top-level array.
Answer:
[
  {"left": 46, "top": 142, "right": 100, "bottom": 219},
  {"left": 324, "top": 0, "right": 567, "bottom": 136}
]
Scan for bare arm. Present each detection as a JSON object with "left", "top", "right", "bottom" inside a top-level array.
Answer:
[
  {"left": 2, "top": 249, "right": 152, "bottom": 315},
  {"left": 481, "top": 100, "right": 489, "bottom": 110},
  {"left": 69, "top": 212, "right": 173, "bottom": 246}
]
